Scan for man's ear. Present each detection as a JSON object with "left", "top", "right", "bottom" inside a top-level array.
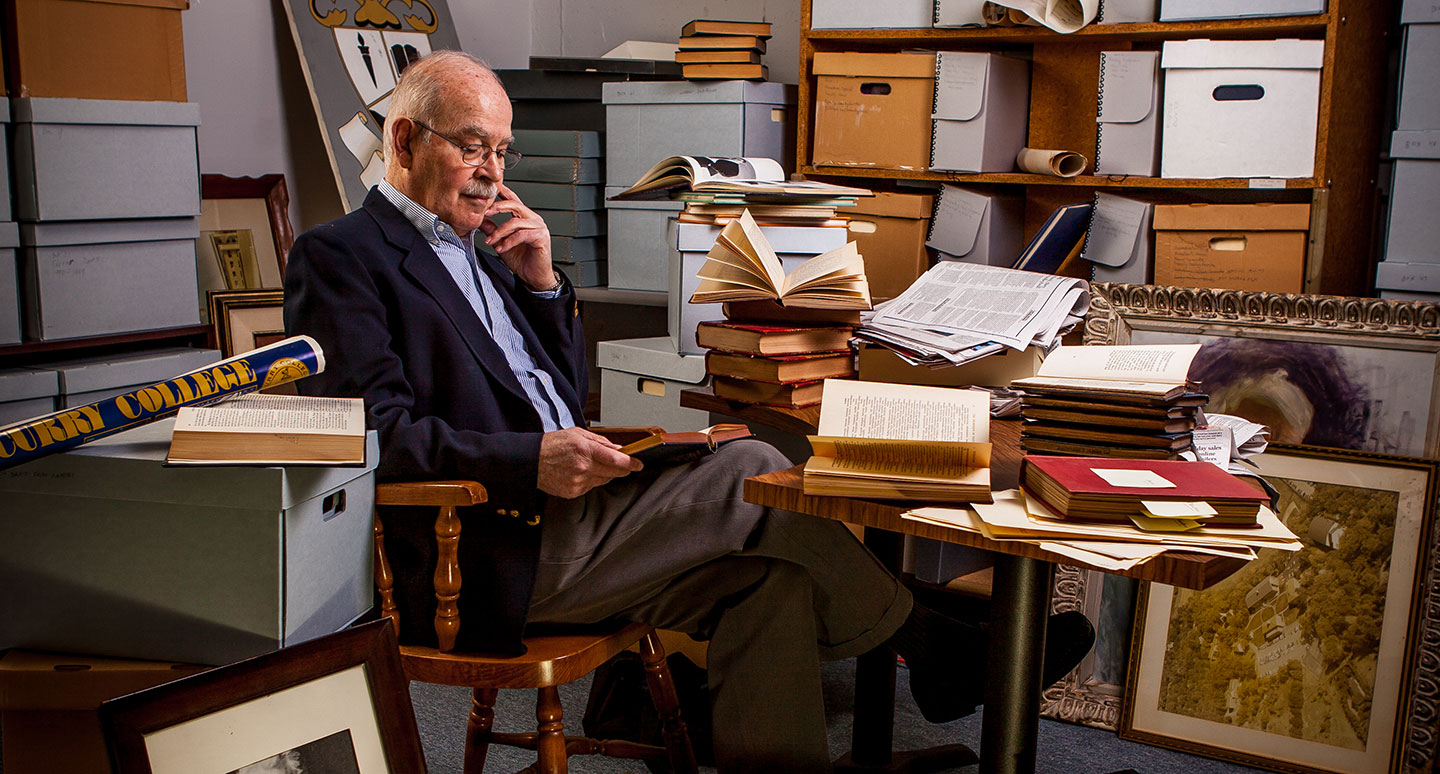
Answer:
[{"left": 389, "top": 117, "right": 417, "bottom": 169}]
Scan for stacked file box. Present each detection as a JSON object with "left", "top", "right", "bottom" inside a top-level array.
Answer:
[
  {"left": 1377, "top": 1, "right": 1440, "bottom": 301},
  {"left": 509, "top": 130, "right": 607, "bottom": 287}
]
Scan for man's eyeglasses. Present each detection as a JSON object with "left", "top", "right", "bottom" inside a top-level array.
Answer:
[{"left": 412, "top": 119, "right": 522, "bottom": 169}]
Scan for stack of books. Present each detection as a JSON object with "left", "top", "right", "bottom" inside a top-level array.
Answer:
[
  {"left": 1011, "top": 344, "right": 1207, "bottom": 460},
  {"left": 611, "top": 155, "right": 869, "bottom": 228},
  {"left": 508, "top": 129, "right": 607, "bottom": 286},
  {"left": 676, "top": 19, "right": 772, "bottom": 81}
]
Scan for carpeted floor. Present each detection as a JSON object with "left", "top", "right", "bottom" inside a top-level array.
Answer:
[{"left": 409, "top": 657, "right": 1266, "bottom": 773}]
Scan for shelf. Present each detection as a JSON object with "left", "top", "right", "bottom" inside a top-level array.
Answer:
[
  {"left": 0, "top": 325, "right": 213, "bottom": 361},
  {"left": 575, "top": 287, "right": 668, "bottom": 307},
  {"left": 800, "top": 166, "right": 1322, "bottom": 190},
  {"left": 804, "top": 14, "right": 1328, "bottom": 46}
]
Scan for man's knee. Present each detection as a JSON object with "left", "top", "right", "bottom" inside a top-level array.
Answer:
[{"left": 706, "top": 438, "right": 791, "bottom": 480}]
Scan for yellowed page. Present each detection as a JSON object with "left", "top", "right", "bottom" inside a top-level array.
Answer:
[
  {"left": 172, "top": 395, "right": 363, "bottom": 435},
  {"left": 816, "top": 379, "right": 990, "bottom": 442},
  {"left": 1036, "top": 343, "right": 1200, "bottom": 382},
  {"left": 717, "top": 210, "right": 785, "bottom": 295},
  {"left": 806, "top": 438, "right": 992, "bottom": 480},
  {"left": 779, "top": 241, "right": 864, "bottom": 295}
]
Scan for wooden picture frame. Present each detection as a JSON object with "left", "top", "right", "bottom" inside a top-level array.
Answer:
[
  {"left": 101, "top": 620, "right": 425, "bottom": 774},
  {"left": 209, "top": 289, "right": 285, "bottom": 359},
  {"left": 1120, "top": 445, "right": 1440, "bottom": 773},
  {"left": 196, "top": 175, "right": 295, "bottom": 326}
]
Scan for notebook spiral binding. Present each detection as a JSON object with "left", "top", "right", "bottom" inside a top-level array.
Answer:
[
  {"left": 929, "top": 52, "right": 944, "bottom": 171},
  {"left": 1081, "top": 191, "right": 1104, "bottom": 282},
  {"left": 1094, "top": 50, "right": 1110, "bottom": 173}
]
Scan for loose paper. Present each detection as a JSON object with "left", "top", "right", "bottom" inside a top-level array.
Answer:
[
  {"left": 1017, "top": 147, "right": 1087, "bottom": 177},
  {"left": 1191, "top": 426, "right": 1234, "bottom": 469},
  {"left": 1129, "top": 514, "right": 1202, "bottom": 531},
  {"left": 1141, "top": 500, "right": 1217, "bottom": 518},
  {"left": 1092, "top": 468, "right": 1175, "bottom": 488},
  {"left": 987, "top": 0, "right": 1099, "bottom": 33}
]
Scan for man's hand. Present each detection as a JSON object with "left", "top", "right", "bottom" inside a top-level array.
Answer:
[
  {"left": 537, "top": 426, "right": 643, "bottom": 499},
  {"left": 481, "top": 182, "right": 555, "bottom": 291}
]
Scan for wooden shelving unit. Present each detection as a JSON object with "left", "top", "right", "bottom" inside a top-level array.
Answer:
[{"left": 795, "top": 0, "right": 1393, "bottom": 296}]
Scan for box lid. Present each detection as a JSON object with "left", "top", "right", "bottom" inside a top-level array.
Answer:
[
  {"left": 0, "top": 222, "right": 18, "bottom": 249},
  {"left": 0, "top": 649, "right": 207, "bottom": 710},
  {"left": 1097, "top": 50, "right": 1159, "bottom": 125},
  {"left": 11, "top": 97, "right": 201, "bottom": 127},
  {"left": 675, "top": 222, "right": 850, "bottom": 253},
  {"left": 20, "top": 217, "right": 199, "bottom": 247},
  {"left": 602, "top": 80, "right": 795, "bottom": 106},
  {"left": 0, "top": 419, "right": 380, "bottom": 510},
  {"left": 1376, "top": 261, "right": 1440, "bottom": 293},
  {"left": 926, "top": 185, "right": 992, "bottom": 256},
  {"left": 50, "top": 347, "right": 221, "bottom": 395},
  {"left": 1153, "top": 202, "right": 1311, "bottom": 231},
  {"left": 933, "top": 52, "right": 996, "bottom": 122},
  {"left": 812, "top": 51, "right": 936, "bottom": 78},
  {"left": 1392, "top": 130, "right": 1440, "bottom": 160},
  {"left": 1402, "top": 0, "right": 1440, "bottom": 24},
  {"left": 848, "top": 190, "right": 934, "bottom": 219},
  {"left": 0, "top": 100, "right": 8, "bottom": 124},
  {"left": 1160, "top": 39, "right": 1324, "bottom": 70},
  {"left": 0, "top": 368, "right": 58, "bottom": 403},
  {"left": 597, "top": 336, "right": 708, "bottom": 383},
  {"left": 1083, "top": 193, "right": 1152, "bottom": 268}
]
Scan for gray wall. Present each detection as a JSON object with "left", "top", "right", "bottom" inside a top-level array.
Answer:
[{"left": 181, "top": 0, "right": 800, "bottom": 232}]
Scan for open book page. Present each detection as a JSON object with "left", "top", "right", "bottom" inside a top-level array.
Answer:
[
  {"left": 695, "top": 241, "right": 778, "bottom": 294},
  {"left": 615, "top": 155, "right": 786, "bottom": 198},
  {"left": 172, "top": 395, "right": 362, "bottom": 435},
  {"left": 808, "top": 437, "right": 991, "bottom": 479},
  {"left": 779, "top": 241, "right": 866, "bottom": 297},
  {"left": 817, "top": 379, "right": 990, "bottom": 442},
  {"left": 1036, "top": 344, "right": 1199, "bottom": 383},
  {"left": 729, "top": 210, "right": 787, "bottom": 294}
]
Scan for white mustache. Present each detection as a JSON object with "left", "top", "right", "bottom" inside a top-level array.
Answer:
[{"left": 464, "top": 181, "right": 498, "bottom": 199}]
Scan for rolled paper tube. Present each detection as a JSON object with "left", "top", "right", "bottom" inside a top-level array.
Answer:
[{"left": 1017, "top": 147, "right": 1088, "bottom": 178}]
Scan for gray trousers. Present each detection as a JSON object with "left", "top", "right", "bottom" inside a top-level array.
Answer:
[{"left": 528, "top": 439, "right": 912, "bottom": 773}]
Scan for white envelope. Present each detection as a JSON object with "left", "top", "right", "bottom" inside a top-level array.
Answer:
[
  {"left": 1083, "top": 192, "right": 1154, "bottom": 285},
  {"left": 925, "top": 184, "right": 1024, "bottom": 267},
  {"left": 1096, "top": 50, "right": 1161, "bottom": 177}
]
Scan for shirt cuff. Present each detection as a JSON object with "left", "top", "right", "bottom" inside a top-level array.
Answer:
[{"left": 529, "top": 270, "right": 565, "bottom": 298}]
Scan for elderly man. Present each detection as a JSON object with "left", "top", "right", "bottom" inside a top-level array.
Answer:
[{"left": 284, "top": 50, "right": 1088, "bottom": 772}]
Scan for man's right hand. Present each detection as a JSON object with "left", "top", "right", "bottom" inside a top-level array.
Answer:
[{"left": 537, "top": 426, "right": 643, "bottom": 499}]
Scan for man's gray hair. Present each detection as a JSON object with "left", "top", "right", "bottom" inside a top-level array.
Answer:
[{"left": 383, "top": 50, "right": 499, "bottom": 172}]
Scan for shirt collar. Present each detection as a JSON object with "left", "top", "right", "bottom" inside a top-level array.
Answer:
[{"left": 377, "top": 179, "right": 471, "bottom": 251}]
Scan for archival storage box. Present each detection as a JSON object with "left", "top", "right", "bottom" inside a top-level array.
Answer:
[
  {"left": 672, "top": 221, "right": 849, "bottom": 356},
  {"left": 0, "top": 367, "right": 58, "bottom": 426},
  {"left": 925, "top": 184, "right": 1024, "bottom": 267},
  {"left": 930, "top": 52, "right": 1031, "bottom": 174},
  {"left": 1385, "top": 130, "right": 1440, "bottom": 265},
  {"left": 598, "top": 336, "right": 711, "bottom": 431},
  {"left": 0, "top": 222, "right": 18, "bottom": 345},
  {"left": 1159, "top": 0, "right": 1325, "bottom": 21},
  {"left": 1399, "top": 0, "right": 1440, "bottom": 130},
  {"left": 810, "top": 0, "right": 932, "bottom": 29},
  {"left": 844, "top": 191, "right": 934, "bottom": 301},
  {"left": 0, "top": 649, "right": 208, "bottom": 774},
  {"left": 0, "top": 420, "right": 379, "bottom": 665},
  {"left": 1159, "top": 39, "right": 1323, "bottom": 179},
  {"left": 1375, "top": 261, "right": 1440, "bottom": 297},
  {"left": 1152, "top": 202, "right": 1310, "bottom": 293},
  {"left": 19, "top": 217, "right": 201, "bottom": 341},
  {"left": 5, "top": 0, "right": 189, "bottom": 102},
  {"left": 11, "top": 97, "right": 201, "bottom": 221},
  {"left": 47, "top": 346, "right": 221, "bottom": 408},
  {"left": 602, "top": 80, "right": 795, "bottom": 190},
  {"left": 811, "top": 52, "right": 936, "bottom": 171},
  {"left": 1095, "top": 50, "right": 1161, "bottom": 177},
  {"left": 606, "top": 192, "right": 684, "bottom": 292}
]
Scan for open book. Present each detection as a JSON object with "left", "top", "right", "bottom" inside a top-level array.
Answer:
[
  {"left": 803, "top": 380, "right": 992, "bottom": 502},
  {"left": 690, "top": 210, "right": 871, "bottom": 309},
  {"left": 610, "top": 155, "right": 871, "bottom": 201},
  {"left": 1011, "top": 344, "right": 1202, "bottom": 402},
  {"left": 167, "top": 394, "right": 365, "bottom": 466},
  {"left": 616, "top": 423, "right": 754, "bottom": 466}
]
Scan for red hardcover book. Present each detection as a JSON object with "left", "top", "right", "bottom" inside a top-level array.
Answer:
[
  {"left": 695, "top": 320, "right": 854, "bottom": 356},
  {"left": 1021, "top": 455, "right": 1268, "bottom": 525}
]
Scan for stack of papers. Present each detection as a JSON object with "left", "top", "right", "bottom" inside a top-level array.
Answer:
[
  {"left": 856, "top": 262, "right": 1088, "bottom": 367},
  {"left": 903, "top": 488, "right": 1301, "bottom": 573}
]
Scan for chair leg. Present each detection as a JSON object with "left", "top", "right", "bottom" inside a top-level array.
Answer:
[
  {"left": 640, "top": 631, "right": 699, "bottom": 774},
  {"left": 463, "top": 687, "right": 498, "bottom": 774},
  {"left": 535, "top": 686, "right": 569, "bottom": 774}
]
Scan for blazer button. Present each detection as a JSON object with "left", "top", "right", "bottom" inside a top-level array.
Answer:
[
  {"left": 495, "top": 508, "right": 506, "bottom": 516},
  {"left": 527, "top": 514, "right": 541, "bottom": 526},
  {"left": 509, "top": 509, "right": 520, "bottom": 518}
]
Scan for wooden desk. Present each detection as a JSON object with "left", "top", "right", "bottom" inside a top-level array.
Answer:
[{"left": 685, "top": 387, "right": 1247, "bottom": 774}]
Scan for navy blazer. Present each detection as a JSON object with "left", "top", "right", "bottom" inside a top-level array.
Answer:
[{"left": 283, "top": 188, "right": 587, "bottom": 654}]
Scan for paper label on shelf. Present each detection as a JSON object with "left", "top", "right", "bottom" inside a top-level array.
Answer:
[
  {"left": 1092, "top": 468, "right": 1175, "bottom": 488},
  {"left": 1247, "top": 179, "right": 1288, "bottom": 189}
]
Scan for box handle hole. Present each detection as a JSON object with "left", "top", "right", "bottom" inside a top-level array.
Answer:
[
  {"left": 1209, "top": 236, "right": 1248, "bottom": 252},
  {"left": 638, "top": 378, "right": 667, "bottom": 398},
  {"left": 322, "top": 490, "right": 347, "bottom": 521},
  {"left": 860, "top": 82, "right": 892, "bottom": 95},
  {"left": 1212, "top": 84, "right": 1264, "bottom": 102}
]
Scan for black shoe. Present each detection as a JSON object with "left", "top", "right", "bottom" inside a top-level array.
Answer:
[{"left": 907, "top": 610, "right": 1096, "bottom": 724}]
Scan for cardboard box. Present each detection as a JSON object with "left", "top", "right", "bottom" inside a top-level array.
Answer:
[
  {"left": 672, "top": 222, "right": 848, "bottom": 355},
  {"left": 1083, "top": 192, "right": 1155, "bottom": 285},
  {"left": 1160, "top": 39, "right": 1323, "bottom": 179},
  {"left": 20, "top": 218, "right": 200, "bottom": 341},
  {"left": 925, "top": 184, "right": 1024, "bottom": 266},
  {"left": 46, "top": 346, "right": 221, "bottom": 407},
  {"left": 1159, "top": 0, "right": 1325, "bottom": 21},
  {"left": 0, "top": 367, "right": 57, "bottom": 426},
  {"left": 1398, "top": 21, "right": 1440, "bottom": 131},
  {"left": 931, "top": 52, "right": 1031, "bottom": 173},
  {"left": 11, "top": 97, "right": 201, "bottom": 221},
  {"left": 5, "top": 0, "right": 188, "bottom": 102},
  {"left": 1098, "top": 0, "right": 1157, "bottom": 23},
  {"left": 0, "top": 420, "right": 379, "bottom": 665},
  {"left": 0, "top": 649, "right": 209, "bottom": 774},
  {"left": 598, "top": 336, "right": 711, "bottom": 430},
  {"left": 812, "top": 52, "right": 936, "bottom": 171},
  {"left": 1152, "top": 202, "right": 1310, "bottom": 292},
  {"left": 846, "top": 191, "right": 934, "bottom": 301},
  {"left": 1375, "top": 260, "right": 1440, "bottom": 295},
  {"left": 0, "top": 222, "right": 18, "bottom": 345},
  {"left": 811, "top": 0, "right": 932, "bottom": 29},
  {"left": 607, "top": 193, "right": 684, "bottom": 292},
  {"left": 858, "top": 343, "right": 1043, "bottom": 387},
  {"left": 1386, "top": 131, "right": 1440, "bottom": 264},
  {"left": 602, "top": 80, "right": 795, "bottom": 189},
  {"left": 1096, "top": 50, "right": 1161, "bottom": 177}
]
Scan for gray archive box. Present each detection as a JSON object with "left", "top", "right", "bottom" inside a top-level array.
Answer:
[
  {"left": 1399, "top": 3, "right": 1440, "bottom": 130},
  {"left": 0, "top": 368, "right": 58, "bottom": 426},
  {"left": 20, "top": 218, "right": 200, "bottom": 341},
  {"left": 0, "top": 101, "right": 11, "bottom": 222},
  {"left": 1385, "top": 131, "right": 1440, "bottom": 265},
  {"left": 10, "top": 97, "right": 200, "bottom": 221},
  {"left": 598, "top": 336, "right": 711, "bottom": 431},
  {"left": 602, "top": 80, "right": 796, "bottom": 190},
  {"left": 606, "top": 191, "right": 684, "bottom": 292},
  {"left": 48, "top": 346, "right": 222, "bottom": 408},
  {"left": 0, "top": 420, "right": 378, "bottom": 665},
  {"left": 0, "top": 222, "right": 18, "bottom": 346}
]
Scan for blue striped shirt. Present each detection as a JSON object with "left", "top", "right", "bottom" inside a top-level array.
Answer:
[{"left": 378, "top": 181, "right": 575, "bottom": 432}]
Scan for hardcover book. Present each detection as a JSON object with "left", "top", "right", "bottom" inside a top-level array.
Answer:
[
  {"left": 705, "top": 351, "right": 855, "bottom": 384},
  {"left": 1011, "top": 202, "right": 1092, "bottom": 275},
  {"left": 696, "top": 321, "right": 854, "bottom": 356},
  {"left": 167, "top": 394, "right": 365, "bottom": 466},
  {"left": 682, "top": 63, "right": 768, "bottom": 80},
  {"left": 1021, "top": 455, "right": 1268, "bottom": 524},
  {"left": 690, "top": 210, "right": 871, "bottom": 309},
  {"left": 618, "top": 423, "right": 754, "bottom": 465},
  {"left": 721, "top": 300, "right": 863, "bottom": 326},
  {"left": 681, "top": 19, "right": 774, "bottom": 38},
  {"left": 676, "top": 35, "right": 768, "bottom": 53},
  {"left": 712, "top": 376, "right": 825, "bottom": 408}
]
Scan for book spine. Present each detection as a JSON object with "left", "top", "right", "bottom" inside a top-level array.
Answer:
[{"left": 0, "top": 335, "right": 326, "bottom": 472}]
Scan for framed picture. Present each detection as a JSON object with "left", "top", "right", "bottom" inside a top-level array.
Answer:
[
  {"left": 1120, "top": 445, "right": 1440, "bottom": 773},
  {"left": 102, "top": 619, "right": 425, "bottom": 774},
  {"left": 1041, "top": 567, "right": 1137, "bottom": 730},
  {"left": 209, "top": 290, "right": 285, "bottom": 359},
  {"left": 197, "top": 175, "right": 296, "bottom": 323}
]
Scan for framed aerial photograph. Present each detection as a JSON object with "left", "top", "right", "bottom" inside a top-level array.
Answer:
[
  {"left": 102, "top": 620, "right": 424, "bottom": 774},
  {"left": 1120, "top": 445, "right": 1440, "bottom": 773}
]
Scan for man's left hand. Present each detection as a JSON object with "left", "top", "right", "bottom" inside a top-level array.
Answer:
[{"left": 481, "top": 182, "right": 555, "bottom": 291}]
